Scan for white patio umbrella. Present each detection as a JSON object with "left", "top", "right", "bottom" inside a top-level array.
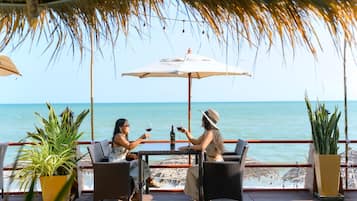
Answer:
[
  {"left": 122, "top": 49, "right": 251, "bottom": 130},
  {"left": 0, "top": 55, "right": 21, "bottom": 76}
]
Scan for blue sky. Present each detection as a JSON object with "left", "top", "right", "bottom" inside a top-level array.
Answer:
[{"left": 0, "top": 18, "right": 356, "bottom": 104}]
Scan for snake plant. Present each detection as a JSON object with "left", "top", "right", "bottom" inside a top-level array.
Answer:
[{"left": 305, "top": 95, "right": 341, "bottom": 155}]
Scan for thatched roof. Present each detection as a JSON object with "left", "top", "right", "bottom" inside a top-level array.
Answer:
[{"left": 0, "top": 0, "right": 355, "bottom": 59}]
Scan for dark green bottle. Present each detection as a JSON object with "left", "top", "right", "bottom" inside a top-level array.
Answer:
[{"left": 170, "top": 125, "right": 175, "bottom": 149}]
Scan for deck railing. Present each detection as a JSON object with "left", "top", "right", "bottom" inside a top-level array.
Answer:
[{"left": 3, "top": 139, "right": 357, "bottom": 193}]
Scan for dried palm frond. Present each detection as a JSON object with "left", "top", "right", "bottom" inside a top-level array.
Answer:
[{"left": 0, "top": 0, "right": 355, "bottom": 60}]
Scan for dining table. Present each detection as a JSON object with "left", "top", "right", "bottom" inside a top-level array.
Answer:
[{"left": 137, "top": 142, "right": 204, "bottom": 201}]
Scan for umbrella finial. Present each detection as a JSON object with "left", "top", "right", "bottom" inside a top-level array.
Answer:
[{"left": 187, "top": 48, "right": 192, "bottom": 54}]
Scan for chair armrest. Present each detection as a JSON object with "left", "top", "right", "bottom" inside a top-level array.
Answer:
[
  {"left": 93, "top": 161, "right": 129, "bottom": 166},
  {"left": 101, "top": 157, "right": 109, "bottom": 162},
  {"left": 223, "top": 152, "right": 237, "bottom": 155},
  {"left": 223, "top": 155, "right": 241, "bottom": 162},
  {"left": 204, "top": 161, "right": 242, "bottom": 166}
]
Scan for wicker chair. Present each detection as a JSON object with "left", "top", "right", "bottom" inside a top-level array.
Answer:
[
  {"left": 87, "top": 143, "right": 133, "bottom": 201},
  {"left": 203, "top": 144, "right": 248, "bottom": 201},
  {"left": 223, "top": 139, "right": 247, "bottom": 162}
]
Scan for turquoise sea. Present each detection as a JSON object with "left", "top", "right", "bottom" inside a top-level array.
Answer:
[{"left": 1, "top": 101, "right": 357, "bottom": 166}]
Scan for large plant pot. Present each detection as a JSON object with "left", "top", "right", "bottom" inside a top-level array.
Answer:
[
  {"left": 314, "top": 154, "right": 340, "bottom": 197},
  {"left": 40, "top": 175, "right": 70, "bottom": 201}
]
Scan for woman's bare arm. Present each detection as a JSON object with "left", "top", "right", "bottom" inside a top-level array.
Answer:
[
  {"left": 190, "top": 131, "right": 213, "bottom": 151},
  {"left": 114, "top": 133, "right": 149, "bottom": 150},
  {"left": 183, "top": 129, "right": 202, "bottom": 145}
]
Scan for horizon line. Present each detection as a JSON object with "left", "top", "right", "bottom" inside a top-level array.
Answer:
[{"left": 0, "top": 99, "right": 356, "bottom": 105}]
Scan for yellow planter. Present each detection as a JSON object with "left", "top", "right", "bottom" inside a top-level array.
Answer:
[
  {"left": 314, "top": 154, "right": 341, "bottom": 197},
  {"left": 40, "top": 175, "right": 70, "bottom": 201}
]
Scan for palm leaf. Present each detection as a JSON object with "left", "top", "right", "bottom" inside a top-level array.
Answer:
[{"left": 9, "top": 103, "right": 89, "bottom": 199}]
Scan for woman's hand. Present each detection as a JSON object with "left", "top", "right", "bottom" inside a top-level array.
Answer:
[
  {"left": 126, "top": 153, "right": 138, "bottom": 161},
  {"left": 180, "top": 128, "right": 193, "bottom": 141},
  {"left": 140, "top": 133, "right": 150, "bottom": 140},
  {"left": 177, "top": 127, "right": 187, "bottom": 134}
]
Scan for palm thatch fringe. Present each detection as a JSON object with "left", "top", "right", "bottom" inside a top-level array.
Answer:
[{"left": 0, "top": 0, "right": 355, "bottom": 60}]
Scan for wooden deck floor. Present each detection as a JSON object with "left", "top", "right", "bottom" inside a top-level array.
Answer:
[{"left": 4, "top": 191, "right": 357, "bottom": 201}]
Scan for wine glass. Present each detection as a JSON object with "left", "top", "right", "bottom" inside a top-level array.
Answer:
[
  {"left": 176, "top": 121, "right": 184, "bottom": 133},
  {"left": 176, "top": 121, "right": 185, "bottom": 142},
  {"left": 145, "top": 122, "right": 152, "bottom": 133}
]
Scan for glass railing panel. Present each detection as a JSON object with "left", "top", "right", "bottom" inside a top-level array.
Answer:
[
  {"left": 245, "top": 143, "right": 311, "bottom": 164},
  {"left": 244, "top": 167, "right": 310, "bottom": 189},
  {"left": 341, "top": 167, "right": 357, "bottom": 189},
  {"left": 3, "top": 140, "right": 357, "bottom": 193},
  {"left": 80, "top": 169, "right": 93, "bottom": 191}
]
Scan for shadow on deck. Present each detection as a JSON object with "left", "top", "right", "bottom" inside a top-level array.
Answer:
[{"left": 4, "top": 191, "right": 357, "bottom": 201}]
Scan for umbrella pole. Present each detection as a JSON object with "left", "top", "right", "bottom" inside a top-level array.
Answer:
[
  {"left": 188, "top": 73, "right": 192, "bottom": 131},
  {"left": 90, "top": 28, "right": 94, "bottom": 141},
  {"left": 188, "top": 73, "right": 192, "bottom": 165}
]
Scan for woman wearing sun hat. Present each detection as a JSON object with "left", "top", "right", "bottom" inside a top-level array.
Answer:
[{"left": 177, "top": 108, "right": 225, "bottom": 201}]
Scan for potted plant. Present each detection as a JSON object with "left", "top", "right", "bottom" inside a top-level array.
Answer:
[
  {"left": 12, "top": 103, "right": 89, "bottom": 201},
  {"left": 305, "top": 95, "right": 341, "bottom": 198}
]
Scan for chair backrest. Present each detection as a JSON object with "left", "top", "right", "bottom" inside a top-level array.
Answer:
[
  {"left": 203, "top": 143, "right": 248, "bottom": 201},
  {"left": 93, "top": 161, "right": 132, "bottom": 200},
  {"left": 87, "top": 144, "right": 133, "bottom": 200},
  {"left": 239, "top": 144, "right": 249, "bottom": 171},
  {"left": 99, "top": 139, "right": 111, "bottom": 159},
  {"left": 203, "top": 161, "right": 244, "bottom": 201},
  {"left": 87, "top": 143, "right": 106, "bottom": 163},
  {"left": 234, "top": 139, "right": 248, "bottom": 156}
]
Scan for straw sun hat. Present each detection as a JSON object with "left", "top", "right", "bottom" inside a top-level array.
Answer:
[{"left": 201, "top": 108, "right": 220, "bottom": 129}]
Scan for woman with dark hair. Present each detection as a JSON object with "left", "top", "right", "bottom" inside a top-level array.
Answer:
[
  {"left": 177, "top": 109, "right": 224, "bottom": 201},
  {"left": 109, "top": 118, "right": 160, "bottom": 199}
]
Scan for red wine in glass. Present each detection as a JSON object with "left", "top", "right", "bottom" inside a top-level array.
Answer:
[
  {"left": 146, "top": 122, "right": 152, "bottom": 132},
  {"left": 176, "top": 127, "right": 184, "bottom": 132}
]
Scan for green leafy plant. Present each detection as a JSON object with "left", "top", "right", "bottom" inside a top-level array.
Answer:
[
  {"left": 305, "top": 95, "right": 341, "bottom": 155},
  {"left": 11, "top": 103, "right": 89, "bottom": 192}
]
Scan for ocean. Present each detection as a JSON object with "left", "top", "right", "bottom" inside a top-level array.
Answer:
[
  {"left": 1, "top": 101, "right": 356, "bottom": 166},
  {"left": 1, "top": 101, "right": 357, "bottom": 190}
]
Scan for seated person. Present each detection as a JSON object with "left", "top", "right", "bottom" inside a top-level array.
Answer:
[
  {"left": 178, "top": 109, "right": 224, "bottom": 201},
  {"left": 109, "top": 118, "right": 160, "bottom": 199}
]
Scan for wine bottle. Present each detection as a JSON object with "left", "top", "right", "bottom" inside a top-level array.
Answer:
[{"left": 170, "top": 125, "right": 175, "bottom": 149}]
